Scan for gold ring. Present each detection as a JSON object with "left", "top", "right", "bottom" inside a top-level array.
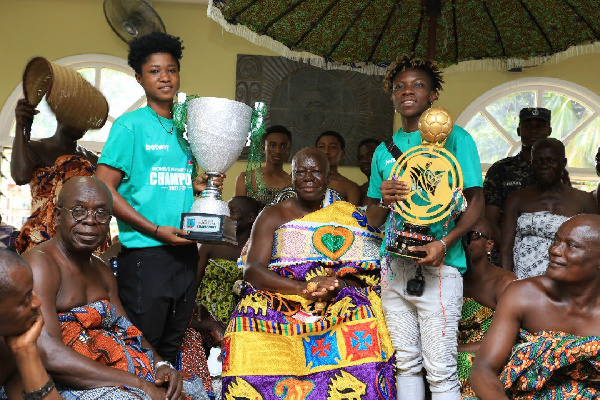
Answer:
[
  {"left": 315, "top": 301, "right": 326, "bottom": 313},
  {"left": 306, "top": 281, "right": 318, "bottom": 293}
]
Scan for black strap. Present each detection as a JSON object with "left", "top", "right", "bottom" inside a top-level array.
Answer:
[{"left": 384, "top": 137, "right": 403, "bottom": 160}]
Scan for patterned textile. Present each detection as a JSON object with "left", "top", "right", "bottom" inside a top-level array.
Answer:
[
  {"left": 200, "top": 259, "right": 242, "bottom": 326},
  {"left": 513, "top": 212, "right": 569, "bottom": 279},
  {"left": 178, "top": 327, "right": 212, "bottom": 393},
  {"left": 501, "top": 330, "right": 600, "bottom": 399},
  {"left": 58, "top": 300, "right": 208, "bottom": 400},
  {"left": 223, "top": 201, "right": 396, "bottom": 399},
  {"left": 15, "top": 154, "right": 109, "bottom": 254},
  {"left": 457, "top": 298, "right": 495, "bottom": 400}
]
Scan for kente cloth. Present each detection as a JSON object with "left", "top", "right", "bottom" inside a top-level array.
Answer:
[
  {"left": 457, "top": 298, "right": 495, "bottom": 400},
  {"left": 177, "top": 327, "right": 212, "bottom": 393},
  {"left": 200, "top": 259, "right": 243, "bottom": 325},
  {"left": 15, "top": 154, "right": 110, "bottom": 254},
  {"left": 58, "top": 300, "right": 208, "bottom": 400},
  {"left": 513, "top": 212, "right": 569, "bottom": 279},
  {"left": 223, "top": 201, "right": 396, "bottom": 399},
  {"left": 501, "top": 330, "right": 600, "bottom": 399}
]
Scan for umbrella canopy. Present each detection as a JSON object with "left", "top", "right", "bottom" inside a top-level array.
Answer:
[{"left": 208, "top": 0, "right": 600, "bottom": 74}]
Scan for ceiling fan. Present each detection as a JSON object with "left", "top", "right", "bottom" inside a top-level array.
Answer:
[{"left": 103, "top": 0, "right": 166, "bottom": 43}]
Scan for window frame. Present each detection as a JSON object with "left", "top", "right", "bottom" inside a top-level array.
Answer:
[{"left": 455, "top": 77, "right": 600, "bottom": 181}]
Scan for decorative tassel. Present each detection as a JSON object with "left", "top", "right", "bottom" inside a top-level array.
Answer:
[{"left": 172, "top": 92, "right": 201, "bottom": 180}]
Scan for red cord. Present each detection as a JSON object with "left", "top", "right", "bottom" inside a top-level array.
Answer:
[{"left": 438, "top": 265, "right": 447, "bottom": 336}]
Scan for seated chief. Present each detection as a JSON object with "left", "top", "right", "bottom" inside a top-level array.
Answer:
[
  {"left": 22, "top": 176, "right": 208, "bottom": 400},
  {"left": 471, "top": 214, "right": 600, "bottom": 399},
  {"left": 222, "top": 148, "right": 396, "bottom": 398}
]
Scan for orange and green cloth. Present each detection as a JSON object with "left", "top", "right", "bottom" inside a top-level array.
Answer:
[{"left": 501, "top": 330, "right": 600, "bottom": 399}]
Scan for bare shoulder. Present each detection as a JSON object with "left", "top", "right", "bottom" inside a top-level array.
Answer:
[
  {"left": 91, "top": 254, "right": 113, "bottom": 277},
  {"left": 570, "top": 187, "right": 597, "bottom": 212},
  {"left": 256, "top": 200, "right": 287, "bottom": 226},
  {"left": 491, "top": 266, "right": 517, "bottom": 299},
  {"left": 336, "top": 174, "right": 360, "bottom": 189},
  {"left": 23, "top": 243, "right": 60, "bottom": 274},
  {"left": 22, "top": 243, "right": 62, "bottom": 294}
]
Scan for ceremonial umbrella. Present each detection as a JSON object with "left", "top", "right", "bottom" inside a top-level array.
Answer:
[{"left": 208, "top": 0, "right": 600, "bottom": 74}]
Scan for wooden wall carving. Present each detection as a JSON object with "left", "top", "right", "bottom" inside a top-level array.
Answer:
[{"left": 236, "top": 55, "right": 394, "bottom": 166}]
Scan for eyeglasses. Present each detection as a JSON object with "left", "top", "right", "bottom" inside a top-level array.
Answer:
[
  {"left": 467, "top": 230, "right": 491, "bottom": 244},
  {"left": 59, "top": 206, "right": 112, "bottom": 224}
]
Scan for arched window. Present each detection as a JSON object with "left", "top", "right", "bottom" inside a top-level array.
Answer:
[
  {"left": 0, "top": 55, "right": 145, "bottom": 228},
  {"left": 456, "top": 77, "right": 600, "bottom": 187}
]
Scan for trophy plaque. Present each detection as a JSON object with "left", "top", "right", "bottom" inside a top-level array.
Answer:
[
  {"left": 385, "top": 107, "right": 464, "bottom": 259},
  {"left": 180, "top": 97, "right": 253, "bottom": 244}
]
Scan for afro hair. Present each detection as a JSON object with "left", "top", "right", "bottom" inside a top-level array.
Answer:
[
  {"left": 128, "top": 32, "right": 184, "bottom": 74},
  {"left": 383, "top": 56, "right": 444, "bottom": 94}
]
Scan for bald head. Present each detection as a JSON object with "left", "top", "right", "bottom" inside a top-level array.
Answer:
[
  {"left": 292, "top": 147, "right": 330, "bottom": 176},
  {"left": 532, "top": 137, "right": 565, "bottom": 158},
  {"left": 57, "top": 176, "right": 113, "bottom": 210},
  {"left": 0, "top": 249, "right": 30, "bottom": 301},
  {"left": 560, "top": 214, "right": 600, "bottom": 244}
]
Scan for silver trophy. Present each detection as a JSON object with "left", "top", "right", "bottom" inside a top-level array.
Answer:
[{"left": 181, "top": 97, "right": 253, "bottom": 244}]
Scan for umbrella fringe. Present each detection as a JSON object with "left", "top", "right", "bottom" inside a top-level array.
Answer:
[
  {"left": 208, "top": 1, "right": 600, "bottom": 75},
  {"left": 445, "top": 41, "right": 600, "bottom": 73}
]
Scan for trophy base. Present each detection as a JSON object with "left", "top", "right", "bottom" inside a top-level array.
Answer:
[
  {"left": 386, "top": 223, "right": 435, "bottom": 260},
  {"left": 180, "top": 213, "right": 237, "bottom": 245}
]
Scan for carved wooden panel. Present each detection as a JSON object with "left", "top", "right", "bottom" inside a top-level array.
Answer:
[{"left": 236, "top": 55, "right": 394, "bottom": 166}]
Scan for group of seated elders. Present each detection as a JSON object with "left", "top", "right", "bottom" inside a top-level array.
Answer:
[
  {"left": 316, "top": 131, "right": 362, "bottom": 205},
  {"left": 456, "top": 218, "right": 516, "bottom": 398},
  {"left": 0, "top": 250, "right": 61, "bottom": 400},
  {"left": 222, "top": 148, "right": 396, "bottom": 398},
  {"left": 500, "top": 138, "right": 596, "bottom": 279},
  {"left": 21, "top": 176, "right": 208, "bottom": 399},
  {"left": 472, "top": 214, "right": 600, "bottom": 398}
]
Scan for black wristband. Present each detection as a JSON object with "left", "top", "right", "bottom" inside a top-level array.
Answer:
[{"left": 23, "top": 377, "right": 55, "bottom": 400}]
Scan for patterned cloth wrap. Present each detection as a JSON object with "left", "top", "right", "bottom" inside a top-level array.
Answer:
[
  {"left": 501, "top": 330, "right": 600, "bottom": 399},
  {"left": 178, "top": 327, "right": 212, "bottom": 393},
  {"left": 200, "top": 259, "right": 243, "bottom": 326},
  {"left": 223, "top": 201, "right": 396, "bottom": 399},
  {"left": 57, "top": 300, "right": 208, "bottom": 400},
  {"left": 513, "top": 212, "right": 569, "bottom": 279},
  {"left": 457, "top": 298, "right": 495, "bottom": 400},
  {"left": 15, "top": 154, "right": 110, "bottom": 254}
]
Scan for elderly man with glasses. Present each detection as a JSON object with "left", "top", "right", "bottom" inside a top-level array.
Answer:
[{"left": 21, "top": 176, "right": 208, "bottom": 400}]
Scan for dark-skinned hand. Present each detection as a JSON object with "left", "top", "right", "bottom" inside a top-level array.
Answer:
[
  {"left": 380, "top": 179, "right": 410, "bottom": 207},
  {"left": 14, "top": 99, "right": 39, "bottom": 142},
  {"left": 156, "top": 225, "right": 195, "bottom": 246},
  {"left": 411, "top": 240, "right": 446, "bottom": 268},
  {"left": 193, "top": 173, "right": 225, "bottom": 194},
  {"left": 154, "top": 364, "right": 183, "bottom": 400},
  {"left": 302, "top": 268, "right": 341, "bottom": 303},
  {"left": 5, "top": 308, "right": 43, "bottom": 353}
]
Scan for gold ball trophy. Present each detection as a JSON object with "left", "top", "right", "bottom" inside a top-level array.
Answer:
[{"left": 385, "top": 107, "right": 465, "bottom": 259}]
